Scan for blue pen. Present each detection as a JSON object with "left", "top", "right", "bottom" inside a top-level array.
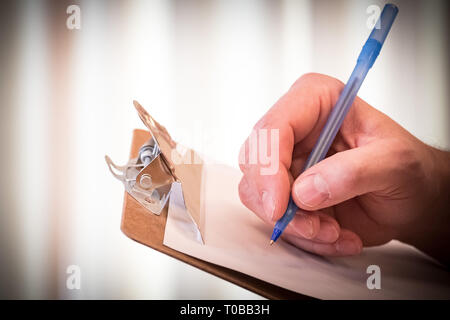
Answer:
[{"left": 270, "top": 4, "right": 398, "bottom": 245}]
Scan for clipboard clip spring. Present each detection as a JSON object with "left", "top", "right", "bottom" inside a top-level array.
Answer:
[{"left": 105, "top": 137, "right": 175, "bottom": 215}]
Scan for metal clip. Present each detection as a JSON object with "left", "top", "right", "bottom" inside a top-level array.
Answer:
[
  {"left": 105, "top": 101, "right": 205, "bottom": 243},
  {"left": 105, "top": 137, "right": 175, "bottom": 215}
]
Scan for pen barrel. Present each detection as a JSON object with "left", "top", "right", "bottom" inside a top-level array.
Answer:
[
  {"left": 302, "top": 4, "right": 400, "bottom": 170},
  {"left": 273, "top": 67, "right": 367, "bottom": 238},
  {"left": 357, "top": 39, "right": 381, "bottom": 69},
  {"left": 303, "top": 64, "right": 367, "bottom": 172}
]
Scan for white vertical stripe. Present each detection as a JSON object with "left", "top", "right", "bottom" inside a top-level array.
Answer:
[{"left": 15, "top": 0, "right": 50, "bottom": 298}]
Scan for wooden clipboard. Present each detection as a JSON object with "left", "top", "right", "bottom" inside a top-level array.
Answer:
[{"left": 120, "top": 129, "right": 309, "bottom": 300}]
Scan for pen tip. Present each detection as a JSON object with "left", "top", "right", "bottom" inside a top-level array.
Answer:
[{"left": 269, "top": 240, "right": 274, "bottom": 246}]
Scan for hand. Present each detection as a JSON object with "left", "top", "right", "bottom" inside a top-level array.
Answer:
[{"left": 238, "top": 73, "right": 450, "bottom": 264}]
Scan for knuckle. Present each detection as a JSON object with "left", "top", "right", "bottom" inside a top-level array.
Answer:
[
  {"left": 291, "top": 73, "right": 320, "bottom": 89},
  {"left": 296, "top": 72, "right": 322, "bottom": 83},
  {"left": 336, "top": 154, "right": 364, "bottom": 194},
  {"left": 238, "top": 177, "right": 251, "bottom": 203},
  {"left": 351, "top": 161, "right": 367, "bottom": 191},
  {"left": 253, "top": 113, "right": 276, "bottom": 131},
  {"left": 291, "top": 72, "right": 344, "bottom": 91},
  {"left": 389, "top": 139, "right": 425, "bottom": 181}
]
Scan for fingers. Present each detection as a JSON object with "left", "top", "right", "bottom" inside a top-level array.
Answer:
[
  {"left": 238, "top": 73, "right": 370, "bottom": 258},
  {"left": 285, "top": 211, "right": 321, "bottom": 239},
  {"left": 283, "top": 229, "right": 363, "bottom": 257},
  {"left": 285, "top": 211, "right": 340, "bottom": 243},
  {"left": 239, "top": 73, "right": 344, "bottom": 222},
  {"left": 238, "top": 170, "right": 291, "bottom": 222},
  {"left": 239, "top": 179, "right": 342, "bottom": 244},
  {"left": 314, "top": 212, "right": 340, "bottom": 243},
  {"left": 292, "top": 140, "right": 393, "bottom": 211}
]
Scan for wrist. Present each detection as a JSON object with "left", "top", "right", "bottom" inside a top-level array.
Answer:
[
  {"left": 400, "top": 147, "right": 450, "bottom": 265},
  {"left": 432, "top": 148, "right": 450, "bottom": 211}
]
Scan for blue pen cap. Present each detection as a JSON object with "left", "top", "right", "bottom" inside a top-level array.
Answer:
[
  {"left": 358, "top": 4, "right": 398, "bottom": 69},
  {"left": 369, "top": 4, "right": 399, "bottom": 45}
]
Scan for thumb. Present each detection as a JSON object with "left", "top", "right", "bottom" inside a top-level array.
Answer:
[{"left": 292, "top": 141, "right": 392, "bottom": 210}]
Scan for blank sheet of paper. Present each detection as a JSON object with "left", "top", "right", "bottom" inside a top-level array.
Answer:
[{"left": 163, "top": 164, "right": 450, "bottom": 299}]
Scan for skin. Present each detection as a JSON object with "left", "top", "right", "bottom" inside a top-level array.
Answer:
[{"left": 238, "top": 73, "right": 450, "bottom": 266}]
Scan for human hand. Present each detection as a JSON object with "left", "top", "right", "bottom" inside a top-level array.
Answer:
[{"left": 238, "top": 73, "right": 450, "bottom": 264}]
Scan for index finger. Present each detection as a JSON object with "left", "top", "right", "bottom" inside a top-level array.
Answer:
[{"left": 238, "top": 73, "right": 343, "bottom": 221}]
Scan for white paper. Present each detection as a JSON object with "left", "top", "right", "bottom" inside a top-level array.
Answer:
[
  {"left": 164, "top": 164, "right": 450, "bottom": 299},
  {"left": 169, "top": 182, "right": 204, "bottom": 244}
]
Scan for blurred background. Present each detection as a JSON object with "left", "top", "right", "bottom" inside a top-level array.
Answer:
[{"left": 0, "top": 0, "right": 448, "bottom": 299}]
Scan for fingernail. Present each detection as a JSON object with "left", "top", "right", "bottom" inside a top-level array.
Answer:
[
  {"left": 316, "top": 222, "right": 339, "bottom": 242},
  {"left": 289, "top": 214, "right": 315, "bottom": 239},
  {"left": 336, "top": 239, "right": 361, "bottom": 255},
  {"left": 261, "top": 191, "right": 275, "bottom": 221},
  {"left": 294, "top": 174, "right": 330, "bottom": 207},
  {"left": 301, "top": 217, "right": 314, "bottom": 239}
]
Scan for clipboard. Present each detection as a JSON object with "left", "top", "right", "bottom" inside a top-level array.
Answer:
[{"left": 120, "top": 129, "right": 309, "bottom": 300}]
